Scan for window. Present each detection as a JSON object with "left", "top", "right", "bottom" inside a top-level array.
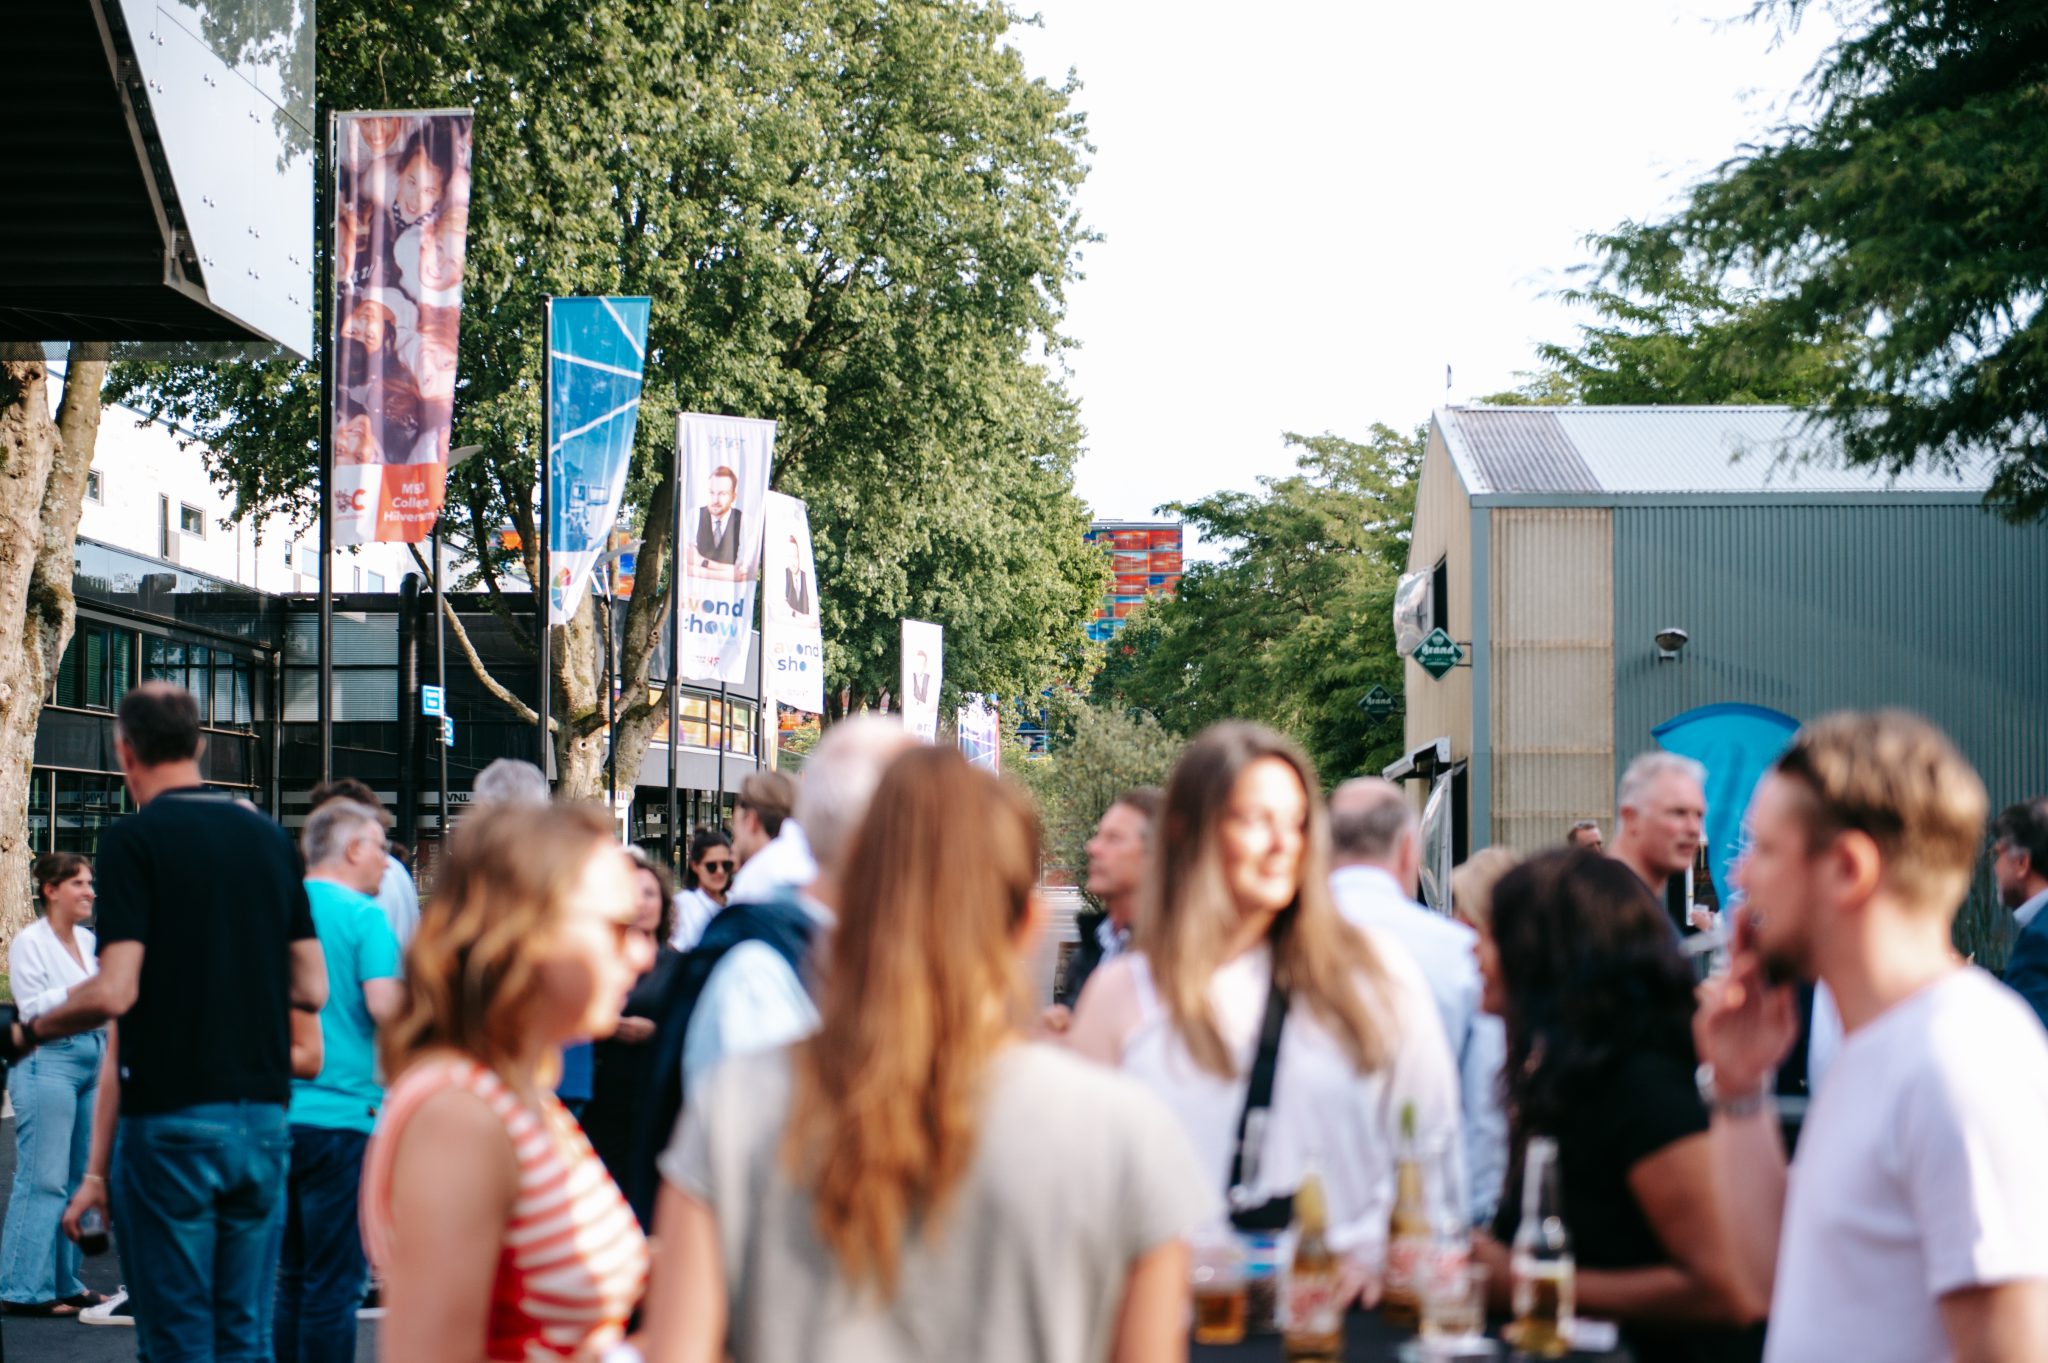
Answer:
[
  {"left": 1430, "top": 557, "right": 1450, "bottom": 633},
  {"left": 84, "top": 469, "right": 102, "bottom": 503},
  {"left": 367, "top": 571, "right": 386, "bottom": 593},
  {"left": 53, "top": 623, "right": 133, "bottom": 711},
  {"left": 52, "top": 773, "right": 132, "bottom": 858},
  {"left": 180, "top": 504, "right": 206, "bottom": 537},
  {"left": 284, "top": 540, "right": 295, "bottom": 568},
  {"left": 158, "top": 496, "right": 172, "bottom": 559},
  {"left": 298, "top": 546, "right": 319, "bottom": 576}
]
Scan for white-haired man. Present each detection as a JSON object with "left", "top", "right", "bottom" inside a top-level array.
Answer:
[
  {"left": 623, "top": 715, "right": 916, "bottom": 1225},
  {"left": 1611, "top": 751, "right": 1709, "bottom": 935}
]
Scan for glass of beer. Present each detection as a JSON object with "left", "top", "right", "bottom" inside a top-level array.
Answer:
[
  {"left": 1190, "top": 1230, "right": 1247, "bottom": 1345},
  {"left": 1421, "top": 1261, "right": 1487, "bottom": 1341}
]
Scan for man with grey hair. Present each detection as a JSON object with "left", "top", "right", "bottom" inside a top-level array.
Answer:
[
  {"left": 277, "top": 799, "right": 403, "bottom": 1363},
  {"left": 1328, "top": 777, "right": 1505, "bottom": 1224},
  {"left": 1611, "top": 751, "right": 1709, "bottom": 933},
  {"left": 626, "top": 715, "right": 916, "bottom": 1225},
  {"left": 471, "top": 757, "right": 551, "bottom": 808}
]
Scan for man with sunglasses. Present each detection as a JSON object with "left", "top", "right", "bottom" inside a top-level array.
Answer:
[{"left": 1995, "top": 797, "right": 2048, "bottom": 1031}]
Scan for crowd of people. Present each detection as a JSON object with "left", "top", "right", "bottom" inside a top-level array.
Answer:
[{"left": 1, "top": 681, "right": 2046, "bottom": 1363}]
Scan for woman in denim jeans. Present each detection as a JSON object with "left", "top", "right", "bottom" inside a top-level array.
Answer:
[{"left": 0, "top": 854, "right": 110, "bottom": 1316}]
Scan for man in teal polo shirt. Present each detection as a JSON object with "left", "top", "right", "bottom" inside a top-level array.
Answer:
[{"left": 276, "top": 798, "right": 403, "bottom": 1363}]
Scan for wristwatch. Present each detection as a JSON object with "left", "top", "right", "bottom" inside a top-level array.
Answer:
[{"left": 1696, "top": 1063, "right": 1771, "bottom": 1118}]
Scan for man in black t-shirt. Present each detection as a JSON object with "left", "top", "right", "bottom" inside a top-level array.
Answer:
[{"left": 16, "top": 683, "right": 327, "bottom": 1361}]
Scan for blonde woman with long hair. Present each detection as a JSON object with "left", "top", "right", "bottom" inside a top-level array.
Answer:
[
  {"left": 643, "top": 746, "right": 1214, "bottom": 1363},
  {"left": 1067, "top": 722, "right": 1461, "bottom": 1254},
  {"left": 360, "top": 803, "right": 654, "bottom": 1363}
]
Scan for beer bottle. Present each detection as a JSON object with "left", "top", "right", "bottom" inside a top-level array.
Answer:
[
  {"left": 1381, "top": 1101, "right": 1429, "bottom": 1329},
  {"left": 1509, "top": 1137, "right": 1575, "bottom": 1360},
  {"left": 1282, "top": 1168, "right": 1343, "bottom": 1362}
]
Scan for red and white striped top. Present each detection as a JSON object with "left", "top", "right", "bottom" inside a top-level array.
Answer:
[{"left": 362, "top": 1057, "right": 650, "bottom": 1361}]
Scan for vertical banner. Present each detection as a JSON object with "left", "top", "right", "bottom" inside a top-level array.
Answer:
[
  {"left": 331, "top": 110, "right": 474, "bottom": 544},
  {"left": 547, "top": 297, "right": 652, "bottom": 625},
  {"left": 762, "top": 492, "right": 826, "bottom": 713},
  {"left": 676, "top": 413, "right": 775, "bottom": 683},
  {"left": 900, "top": 618, "right": 944, "bottom": 742},
  {"left": 957, "top": 695, "right": 1000, "bottom": 771}
]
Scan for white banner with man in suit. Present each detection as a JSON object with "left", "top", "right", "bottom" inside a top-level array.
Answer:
[
  {"left": 762, "top": 491, "right": 825, "bottom": 714},
  {"left": 676, "top": 413, "right": 774, "bottom": 684},
  {"left": 900, "top": 618, "right": 944, "bottom": 742}
]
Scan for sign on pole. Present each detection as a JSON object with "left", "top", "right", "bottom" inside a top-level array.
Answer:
[
  {"left": 675, "top": 413, "right": 775, "bottom": 684},
  {"left": 547, "top": 297, "right": 652, "bottom": 624},
  {"left": 900, "top": 619, "right": 944, "bottom": 742},
  {"left": 441, "top": 716, "right": 456, "bottom": 748},
  {"left": 1359, "top": 684, "right": 1396, "bottom": 720},
  {"left": 1412, "top": 627, "right": 1465, "bottom": 680},
  {"left": 421, "top": 684, "right": 444, "bottom": 717},
  {"left": 957, "top": 695, "right": 1000, "bottom": 771},
  {"left": 761, "top": 492, "right": 825, "bottom": 714},
  {"left": 330, "top": 110, "right": 474, "bottom": 545}
]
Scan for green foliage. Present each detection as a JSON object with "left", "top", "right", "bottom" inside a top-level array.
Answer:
[
  {"left": 1581, "top": 0, "right": 2048, "bottom": 519},
  {"left": 1501, "top": 228, "right": 1858, "bottom": 407},
  {"left": 1089, "top": 425, "right": 1423, "bottom": 786},
  {"left": 107, "top": 0, "right": 1105, "bottom": 737},
  {"left": 1009, "top": 697, "right": 1181, "bottom": 882}
]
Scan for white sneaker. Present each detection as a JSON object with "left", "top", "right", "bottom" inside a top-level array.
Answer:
[{"left": 79, "top": 1288, "right": 132, "bottom": 1326}]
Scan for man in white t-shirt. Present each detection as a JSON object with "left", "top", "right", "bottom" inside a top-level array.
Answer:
[{"left": 1695, "top": 710, "right": 2048, "bottom": 1363}]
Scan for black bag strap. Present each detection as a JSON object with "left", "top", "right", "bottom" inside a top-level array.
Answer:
[{"left": 1226, "top": 975, "right": 1290, "bottom": 1211}]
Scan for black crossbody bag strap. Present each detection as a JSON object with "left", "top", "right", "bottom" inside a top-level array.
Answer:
[{"left": 1226, "top": 977, "right": 1293, "bottom": 1231}]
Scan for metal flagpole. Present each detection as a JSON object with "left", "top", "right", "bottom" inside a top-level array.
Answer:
[
  {"left": 665, "top": 453, "right": 682, "bottom": 872},
  {"left": 716, "top": 680, "right": 728, "bottom": 821},
  {"left": 433, "top": 529, "right": 448, "bottom": 847},
  {"left": 604, "top": 582, "right": 617, "bottom": 811},
  {"left": 535, "top": 297, "right": 553, "bottom": 781},
  {"left": 317, "top": 110, "right": 337, "bottom": 783}
]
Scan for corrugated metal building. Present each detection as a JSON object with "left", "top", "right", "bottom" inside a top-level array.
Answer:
[{"left": 1399, "top": 405, "right": 2048, "bottom": 959}]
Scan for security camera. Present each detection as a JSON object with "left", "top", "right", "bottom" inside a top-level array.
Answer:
[{"left": 1655, "top": 627, "right": 1690, "bottom": 661}]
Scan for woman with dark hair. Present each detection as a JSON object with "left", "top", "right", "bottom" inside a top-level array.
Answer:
[
  {"left": 644, "top": 747, "right": 1210, "bottom": 1363},
  {"left": 0, "top": 854, "right": 109, "bottom": 1315},
  {"left": 1478, "top": 848, "right": 1763, "bottom": 1362},
  {"left": 669, "top": 827, "right": 734, "bottom": 951},
  {"left": 584, "top": 847, "right": 685, "bottom": 1213},
  {"left": 1067, "top": 721, "right": 1458, "bottom": 1253}
]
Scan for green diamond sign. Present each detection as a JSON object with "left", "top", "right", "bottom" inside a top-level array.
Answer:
[
  {"left": 1359, "top": 684, "right": 1397, "bottom": 720},
  {"left": 1412, "top": 627, "right": 1464, "bottom": 680}
]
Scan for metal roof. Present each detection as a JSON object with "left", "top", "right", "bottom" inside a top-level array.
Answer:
[{"left": 1436, "top": 405, "right": 1998, "bottom": 500}]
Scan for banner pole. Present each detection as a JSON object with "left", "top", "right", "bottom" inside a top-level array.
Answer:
[
  {"left": 604, "top": 585, "right": 618, "bottom": 813},
  {"left": 536, "top": 296, "right": 553, "bottom": 783},
  {"left": 317, "top": 110, "right": 337, "bottom": 784},
  {"left": 433, "top": 528, "right": 448, "bottom": 851},
  {"left": 716, "top": 680, "right": 728, "bottom": 818},
  {"left": 666, "top": 449, "right": 681, "bottom": 873}
]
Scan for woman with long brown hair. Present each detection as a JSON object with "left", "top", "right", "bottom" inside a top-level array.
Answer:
[
  {"left": 1068, "top": 722, "right": 1459, "bottom": 1253},
  {"left": 360, "top": 802, "right": 654, "bottom": 1363},
  {"left": 643, "top": 746, "right": 1212, "bottom": 1363}
]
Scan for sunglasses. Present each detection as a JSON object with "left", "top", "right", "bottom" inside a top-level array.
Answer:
[{"left": 700, "top": 859, "right": 734, "bottom": 874}]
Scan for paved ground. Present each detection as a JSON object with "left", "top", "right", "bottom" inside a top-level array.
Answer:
[{"left": 0, "top": 1117, "right": 378, "bottom": 1362}]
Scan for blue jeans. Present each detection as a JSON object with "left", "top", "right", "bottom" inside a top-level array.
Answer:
[
  {"left": 273, "top": 1125, "right": 368, "bottom": 1363},
  {"left": 112, "top": 1101, "right": 291, "bottom": 1363},
  {"left": 0, "top": 1031, "right": 103, "bottom": 1304}
]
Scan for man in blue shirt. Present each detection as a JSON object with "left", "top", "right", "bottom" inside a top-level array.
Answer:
[
  {"left": 277, "top": 798, "right": 402, "bottom": 1363},
  {"left": 1996, "top": 798, "right": 2048, "bottom": 1031}
]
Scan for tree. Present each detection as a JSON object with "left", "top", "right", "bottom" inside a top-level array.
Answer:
[
  {"left": 1581, "top": 0, "right": 2048, "bottom": 519},
  {"left": 1090, "top": 425, "right": 1422, "bottom": 785},
  {"left": 1484, "top": 230, "right": 1857, "bottom": 407},
  {"left": 0, "top": 351, "right": 109, "bottom": 936},
  {"left": 1009, "top": 698, "right": 1180, "bottom": 883},
  {"left": 108, "top": 0, "right": 1106, "bottom": 796}
]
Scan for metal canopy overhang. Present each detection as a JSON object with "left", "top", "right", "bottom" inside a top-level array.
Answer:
[
  {"left": 1383, "top": 737, "right": 1454, "bottom": 783},
  {"left": 0, "top": 0, "right": 291, "bottom": 349}
]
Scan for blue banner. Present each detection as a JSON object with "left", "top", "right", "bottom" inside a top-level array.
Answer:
[{"left": 547, "top": 297, "right": 652, "bottom": 624}]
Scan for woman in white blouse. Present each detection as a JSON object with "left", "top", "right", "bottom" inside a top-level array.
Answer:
[
  {"left": 1068, "top": 722, "right": 1460, "bottom": 1260},
  {"left": 0, "top": 853, "right": 108, "bottom": 1315}
]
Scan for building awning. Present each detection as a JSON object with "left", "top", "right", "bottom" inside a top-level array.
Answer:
[{"left": 1382, "top": 737, "right": 1453, "bottom": 783}]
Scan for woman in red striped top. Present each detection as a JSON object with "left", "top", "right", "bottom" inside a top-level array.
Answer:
[{"left": 362, "top": 802, "right": 654, "bottom": 1363}]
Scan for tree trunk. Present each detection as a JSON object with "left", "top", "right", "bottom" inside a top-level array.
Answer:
[{"left": 0, "top": 349, "right": 108, "bottom": 940}]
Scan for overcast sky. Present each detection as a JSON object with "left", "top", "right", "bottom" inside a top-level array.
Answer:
[{"left": 1003, "top": 1, "right": 1840, "bottom": 526}]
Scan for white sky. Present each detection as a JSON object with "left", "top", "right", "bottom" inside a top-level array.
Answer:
[{"left": 1005, "top": 1, "right": 1840, "bottom": 526}]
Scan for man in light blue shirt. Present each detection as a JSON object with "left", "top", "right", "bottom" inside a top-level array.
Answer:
[
  {"left": 279, "top": 800, "right": 402, "bottom": 1363},
  {"left": 1327, "top": 777, "right": 1506, "bottom": 1226},
  {"left": 681, "top": 717, "right": 916, "bottom": 1091}
]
